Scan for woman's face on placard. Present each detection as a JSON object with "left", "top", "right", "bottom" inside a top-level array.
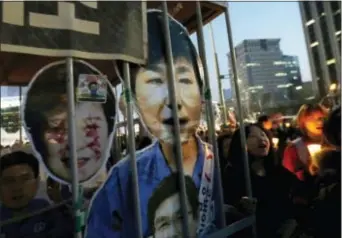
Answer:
[
  {"left": 42, "top": 102, "right": 108, "bottom": 182},
  {"left": 134, "top": 57, "right": 201, "bottom": 144}
]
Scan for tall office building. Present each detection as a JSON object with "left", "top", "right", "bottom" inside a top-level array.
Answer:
[
  {"left": 299, "top": 2, "right": 341, "bottom": 97},
  {"left": 228, "top": 39, "right": 302, "bottom": 112}
]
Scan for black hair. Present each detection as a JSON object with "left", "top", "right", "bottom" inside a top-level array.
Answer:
[
  {"left": 88, "top": 82, "right": 99, "bottom": 90},
  {"left": 147, "top": 172, "right": 199, "bottom": 233},
  {"left": 117, "top": 10, "right": 203, "bottom": 95},
  {"left": 226, "top": 124, "right": 276, "bottom": 171},
  {"left": 217, "top": 133, "right": 232, "bottom": 169},
  {"left": 323, "top": 106, "right": 341, "bottom": 148},
  {"left": 24, "top": 62, "right": 116, "bottom": 162},
  {"left": 0, "top": 151, "right": 39, "bottom": 178},
  {"left": 257, "top": 115, "right": 270, "bottom": 124}
]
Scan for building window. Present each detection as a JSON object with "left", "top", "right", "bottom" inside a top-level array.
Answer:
[
  {"left": 306, "top": 19, "right": 315, "bottom": 26},
  {"left": 275, "top": 72, "right": 287, "bottom": 77},
  {"left": 273, "top": 61, "right": 286, "bottom": 65},
  {"left": 327, "top": 58, "right": 336, "bottom": 65},
  {"left": 310, "top": 41, "right": 319, "bottom": 47},
  {"left": 246, "top": 63, "right": 261, "bottom": 67}
]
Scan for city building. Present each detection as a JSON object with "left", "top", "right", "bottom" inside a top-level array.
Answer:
[
  {"left": 283, "top": 55, "right": 303, "bottom": 87},
  {"left": 228, "top": 39, "right": 303, "bottom": 113},
  {"left": 299, "top": 1, "right": 341, "bottom": 98}
]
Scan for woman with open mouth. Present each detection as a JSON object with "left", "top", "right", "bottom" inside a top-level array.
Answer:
[
  {"left": 223, "top": 124, "right": 299, "bottom": 238},
  {"left": 282, "top": 104, "right": 327, "bottom": 182}
]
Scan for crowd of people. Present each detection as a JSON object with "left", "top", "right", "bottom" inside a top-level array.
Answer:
[{"left": 0, "top": 103, "right": 340, "bottom": 238}]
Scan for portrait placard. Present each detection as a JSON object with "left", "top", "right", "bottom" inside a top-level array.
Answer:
[{"left": 22, "top": 61, "right": 117, "bottom": 184}]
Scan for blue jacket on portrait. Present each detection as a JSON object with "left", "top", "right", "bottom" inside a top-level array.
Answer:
[{"left": 85, "top": 138, "right": 220, "bottom": 238}]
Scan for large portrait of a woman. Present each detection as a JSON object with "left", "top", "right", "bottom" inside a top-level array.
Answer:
[
  {"left": 23, "top": 61, "right": 117, "bottom": 183},
  {"left": 86, "top": 10, "right": 218, "bottom": 238}
]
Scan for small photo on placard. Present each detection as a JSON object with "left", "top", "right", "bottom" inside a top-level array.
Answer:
[{"left": 77, "top": 74, "right": 108, "bottom": 103}]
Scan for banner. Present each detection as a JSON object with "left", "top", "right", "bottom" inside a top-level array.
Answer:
[
  {"left": 0, "top": 2, "right": 147, "bottom": 64},
  {"left": 22, "top": 61, "right": 117, "bottom": 184}
]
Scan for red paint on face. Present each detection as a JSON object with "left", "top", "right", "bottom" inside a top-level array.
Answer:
[
  {"left": 47, "top": 116, "right": 103, "bottom": 162},
  {"left": 82, "top": 116, "right": 102, "bottom": 161}
]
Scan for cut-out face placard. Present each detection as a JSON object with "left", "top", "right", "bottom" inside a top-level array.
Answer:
[
  {"left": 23, "top": 62, "right": 116, "bottom": 183},
  {"left": 128, "top": 11, "right": 203, "bottom": 144}
]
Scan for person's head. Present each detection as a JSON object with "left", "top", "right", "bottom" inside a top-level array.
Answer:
[
  {"left": 23, "top": 62, "right": 116, "bottom": 183},
  {"left": 323, "top": 106, "right": 341, "bottom": 149},
  {"left": 296, "top": 104, "right": 326, "bottom": 139},
  {"left": 217, "top": 134, "right": 232, "bottom": 164},
  {"left": 257, "top": 115, "right": 272, "bottom": 130},
  {"left": 122, "top": 10, "right": 203, "bottom": 145},
  {"left": 88, "top": 82, "right": 99, "bottom": 92},
  {"left": 148, "top": 173, "right": 199, "bottom": 238},
  {"left": 0, "top": 152, "right": 39, "bottom": 209},
  {"left": 227, "top": 124, "right": 272, "bottom": 168}
]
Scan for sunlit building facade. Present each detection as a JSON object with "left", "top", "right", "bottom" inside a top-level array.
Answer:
[
  {"left": 299, "top": 1, "right": 341, "bottom": 98},
  {"left": 228, "top": 39, "right": 303, "bottom": 113}
]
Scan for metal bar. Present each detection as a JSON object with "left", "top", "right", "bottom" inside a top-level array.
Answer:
[
  {"left": 224, "top": 3, "right": 253, "bottom": 198},
  {"left": 0, "top": 199, "right": 73, "bottom": 226},
  {"left": 298, "top": 2, "right": 320, "bottom": 98},
  {"left": 19, "top": 86, "right": 22, "bottom": 143},
  {"left": 0, "top": 86, "right": 1, "bottom": 235},
  {"left": 323, "top": 1, "right": 341, "bottom": 83},
  {"left": 207, "top": 215, "right": 256, "bottom": 238},
  {"left": 209, "top": 23, "right": 228, "bottom": 125},
  {"left": 223, "top": 4, "right": 257, "bottom": 237},
  {"left": 195, "top": 1, "right": 226, "bottom": 229},
  {"left": 121, "top": 84, "right": 128, "bottom": 137},
  {"left": 66, "top": 57, "right": 82, "bottom": 238},
  {"left": 122, "top": 62, "right": 143, "bottom": 238},
  {"left": 0, "top": 86, "right": 2, "bottom": 149},
  {"left": 310, "top": 1, "right": 331, "bottom": 95},
  {"left": 161, "top": 2, "right": 191, "bottom": 237}
]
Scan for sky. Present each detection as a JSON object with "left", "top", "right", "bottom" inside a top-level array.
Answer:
[{"left": 190, "top": 1, "right": 311, "bottom": 101}]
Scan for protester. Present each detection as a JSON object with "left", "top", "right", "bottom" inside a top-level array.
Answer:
[
  {"left": 223, "top": 124, "right": 298, "bottom": 237},
  {"left": 0, "top": 151, "right": 72, "bottom": 237},
  {"left": 257, "top": 115, "right": 273, "bottom": 131},
  {"left": 310, "top": 106, "right": 341, "bottom": 238},
  {"left": 217, "top": 133, "right": 232, "bottom": 172},
  {"left": 282, "top": 104, "right": 327, "bottom": 181}
]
